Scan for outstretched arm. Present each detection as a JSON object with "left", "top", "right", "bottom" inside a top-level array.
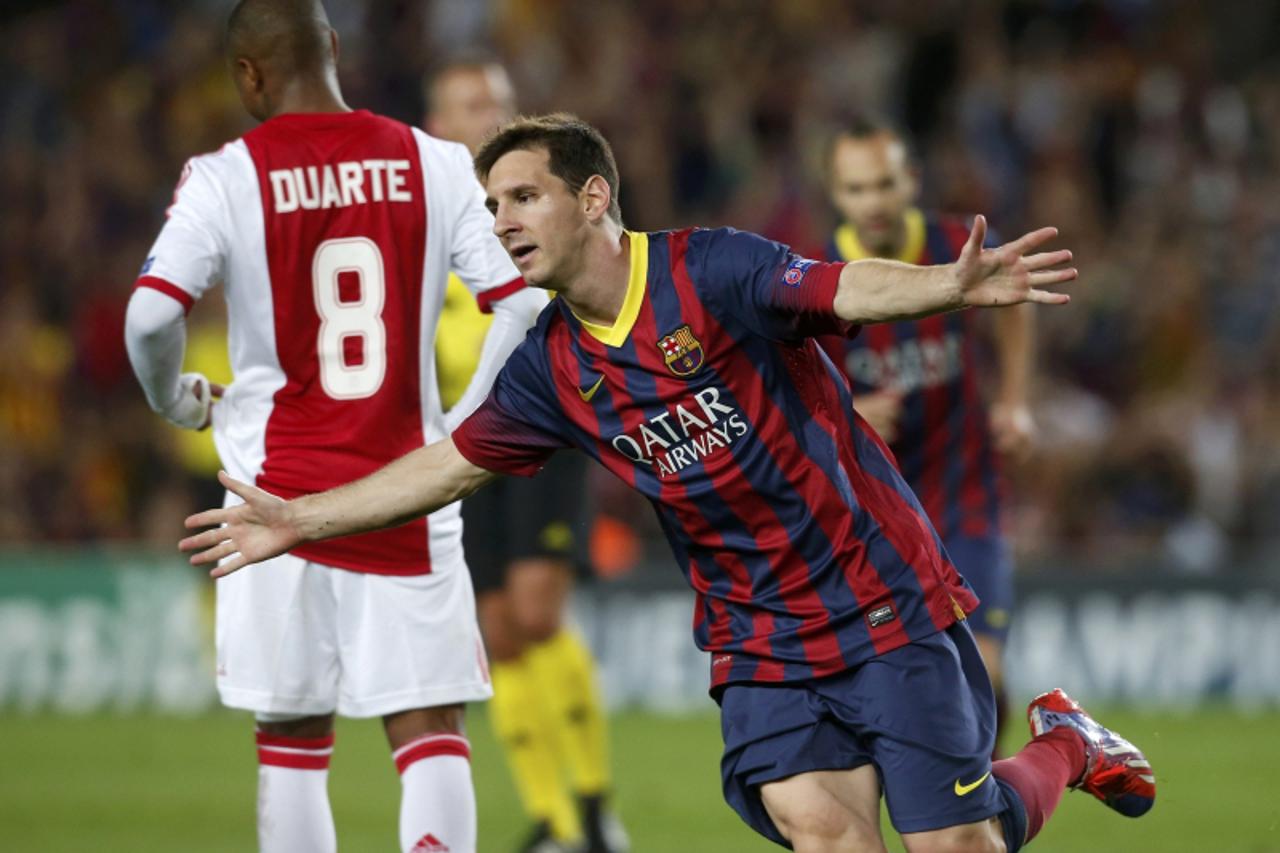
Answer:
[
  {"left": 180, "top": 438, "right": 498, "bottom": 578},
  {"left": 832, "top": 215, "right": 1075, "bottom": 324}
]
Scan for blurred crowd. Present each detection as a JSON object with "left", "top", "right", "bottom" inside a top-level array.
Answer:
[{"left": 2, "top": 0, "right": 1278, "bottom": 575}]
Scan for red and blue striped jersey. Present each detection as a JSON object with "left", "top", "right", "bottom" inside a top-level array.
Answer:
[
  {"left": 454, "top": 228, "right": 977, "bottom": 691},
  {"left": 822, "top": 210, "right": 1003, "bottom": 541}
]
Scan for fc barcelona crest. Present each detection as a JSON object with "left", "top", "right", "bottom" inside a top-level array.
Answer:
[{"left": 658, "top": 325, "right": 704, "bottom": 377}]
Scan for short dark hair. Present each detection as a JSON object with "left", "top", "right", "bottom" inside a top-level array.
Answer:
[
  {"left": 226, "top": 0, "right": 332, "bottom": 74},
  {"left": 474, "top": 113, "right": 622, "bottom": 223},
  {"left": 827, "top": 113, "right": 911, "bottom": 167},
  {"left": 423, "top": 50, "right": 504, "bottom": 115}
]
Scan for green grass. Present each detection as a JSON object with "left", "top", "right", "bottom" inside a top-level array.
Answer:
[{"left": 0, "top": 707, "right": 1277, "bottom": 851}]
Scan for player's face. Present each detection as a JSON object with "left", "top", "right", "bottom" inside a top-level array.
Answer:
[
  {"left": 828, "top": 134, "right": 918, "bottom": 256},
  {"left": 426, "top": 66, "right": 517, "bottom": 156},
  {"left": 485, "top": 148, "right": 590, "bottom": 289}
]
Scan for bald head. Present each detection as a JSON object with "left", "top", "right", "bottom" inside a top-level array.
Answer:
[{"left": 226, "top": 0, "right": 345, "bottom": 121}]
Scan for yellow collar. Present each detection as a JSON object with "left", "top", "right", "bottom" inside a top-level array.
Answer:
[
  {"left": 834, "top": 208, "right": 926, "bottom": 263},
  {"left": 575, "top": 231, "right": 648, "bottom": 347}
]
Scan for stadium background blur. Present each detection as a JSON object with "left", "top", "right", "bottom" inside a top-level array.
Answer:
[{"left": 1, "top": 1, "right": 1278, "bottom": 850}]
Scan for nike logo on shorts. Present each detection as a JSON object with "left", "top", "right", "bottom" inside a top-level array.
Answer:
[{"left": 954, "top": 771, "right": 991, "bottom": 796}]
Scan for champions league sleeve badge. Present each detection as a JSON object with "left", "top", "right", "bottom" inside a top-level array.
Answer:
[{"left": 782, "top": 257, "right": 817, "bottom": 287}]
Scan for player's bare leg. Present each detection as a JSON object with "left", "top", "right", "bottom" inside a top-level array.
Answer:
[
  {"left": 506, "top": 558, "right": 573, "bottom": 644},
  {"left": 760, "top": 766, "right": 888, "bottom": 853},
  {"left": 255, "top": 713, "right": 337, "bottom": 853},
  {"left": 900, "top": 818, "right": 1005, "bottom": 853},
  {"left": 384, "top": 704, "right": 476, "bottom": 853}
]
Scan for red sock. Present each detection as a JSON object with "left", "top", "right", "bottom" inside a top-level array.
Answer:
[{"left": 992, "top": 728, "right": 1086, "bottom": 845}]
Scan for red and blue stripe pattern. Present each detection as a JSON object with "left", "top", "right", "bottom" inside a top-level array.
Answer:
[
  {"left": 823, "top": 215, "right": 1003, "bottom": 541},
  {"left": 455, "top": 228, "right": 976, "bottom": 691}
]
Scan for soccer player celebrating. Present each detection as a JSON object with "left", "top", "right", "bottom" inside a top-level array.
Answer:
[
  {"left": 181, "top": 114, "right": 1156, "bottom": 853},
  {"left": 822, "top": 117, "right": 1032, "bottom": 752},
  {"left": 124, "top": 3, "right": 545, "bottom": 852},
  {"left": 424, "top": 58, "right": 627, "bottom": 853}
]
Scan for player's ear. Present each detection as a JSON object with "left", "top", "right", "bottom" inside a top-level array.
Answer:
[
  {"left": 233, "top": 57, "right": 263, "bottom": 94},
  {"left": 580, "top": 174, "right": 612, "bottom": 223}
]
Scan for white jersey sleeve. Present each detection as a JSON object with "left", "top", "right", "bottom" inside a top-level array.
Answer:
[
  {"left": 140, "top": 156, "right": 231, "bottom": 304},
  {"left": 126, "top": 154, "right": 235, "bottom": 426},
  {"left": 413, "top": 131, "right": 548, "bottom": 429},
  {"left": 432, "top": 137, "right": 523, "bottom": 299}
]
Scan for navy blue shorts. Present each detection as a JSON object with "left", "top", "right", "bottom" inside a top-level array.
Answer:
[
  {"left": 718, "top": 622, "right": 1001, "bottom": 846},
  {"left": 945, "top": 535, "right": 1014, "bottom": 642}
]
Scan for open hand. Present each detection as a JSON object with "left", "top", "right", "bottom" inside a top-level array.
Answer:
[
  {"left": 179, "top": 471, "right": 301, "bottom": 578},
  {"left": 953, "top": 216, "right": 1075, "bottom": 308}
]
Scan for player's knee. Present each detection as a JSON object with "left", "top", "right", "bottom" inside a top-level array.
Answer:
[
  {"left": 903, "top": 820, "right": 1004, "bottom": 853},
  {"left": 506, "top": 558, "right": 572, "bottom": 642},
  {"left": 255, "top": 713, "right": 334, "bottom": 739},
  {"left": 382, "top": 704, "right": 466, "bottom": 750},
  {"left": 768, "top": 801, "right": 877, "bottom": 852}
]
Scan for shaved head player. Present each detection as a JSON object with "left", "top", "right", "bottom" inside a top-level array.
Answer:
[{"left": 124, "top": 3, "right": 544, "bottom": 851}]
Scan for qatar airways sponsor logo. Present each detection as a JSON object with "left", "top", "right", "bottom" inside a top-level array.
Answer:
[
  {"left": 268, "top": 159, "right": 414, "bottom": 213},
  {"left": 846, "top": 331, "right": 964, "bottom": 393},
  {"left": 609, "top": 387, "right": 749, "bottom": 477}
]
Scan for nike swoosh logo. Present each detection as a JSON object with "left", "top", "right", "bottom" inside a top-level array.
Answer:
[
  {"left": 578, "top": 376, "right": 605, "bottom": 402},
  {"left": 954, "top": 771, "right": 991, "bottom": 796}
]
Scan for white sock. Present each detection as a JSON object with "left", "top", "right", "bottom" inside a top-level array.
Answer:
[
  {"left": 255, "top": 730, "right": 337, "bottom": 853},
  {"left": 394, "top": 734, "right": 476, "bottom": 853}
]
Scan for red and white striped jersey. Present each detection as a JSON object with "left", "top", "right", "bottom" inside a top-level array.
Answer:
[{"left": 137, "top": 110, "right": 523, "bottom": 575}]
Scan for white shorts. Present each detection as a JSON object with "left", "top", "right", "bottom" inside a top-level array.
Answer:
[{"left": 215, "top": 550, "right": 492, "bottom": 718}]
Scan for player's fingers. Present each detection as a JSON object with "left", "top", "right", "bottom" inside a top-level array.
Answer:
[
  {"left": 963, "top": 214, "right": 987, "bottom": 259},
  {"left": 218, "top": 470, "right": 260, "bottom": 502},
  {"left": 209, "top": 554, "right": 250, "bottom": 579},
  {"left": 178, "top": 525, "right": 231, "bottom": 552},
  {"left": 1005, "top": 226, "right": 1059, "bottom": 255},
  {"left": 209, "top": 383, "right": 226, "bottom": 398},
  {"left": 190, "top": 539, "right": 240, "bottom": 567},
  {"left": 1024, "top": 289, "right": 1071, "bottom": 305},
  {"left": 1028, "top": 267, "right": 1078, "bottom": 287},
  {"left": 184, "top": 507, "right": 230, "bottom": 530},
  {"left": 1022, "top": 249, "right": 1072, "bottom": 271}
]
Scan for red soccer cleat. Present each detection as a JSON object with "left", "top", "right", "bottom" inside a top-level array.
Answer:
[{"left": 1027, "top": 688, "right": 1156, "bottom": 818}]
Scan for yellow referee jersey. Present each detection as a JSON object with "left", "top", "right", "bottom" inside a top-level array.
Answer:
[{"left": 436, "top": 272, "right": 494, "bottom": 410}]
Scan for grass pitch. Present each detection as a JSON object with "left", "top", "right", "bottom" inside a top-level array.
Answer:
[{"left": 0, "top": 706, "right": 1276, "bottom": 851}]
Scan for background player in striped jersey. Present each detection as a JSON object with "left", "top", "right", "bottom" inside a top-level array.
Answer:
[
  {"left": 181, "top": 114, "right": 1156, "bottom": 853},
  {"left": 821, "top": 116, "right": 1034, "bottom": 751},
  {"left": 424, "top": 58, "right": 626, "bottom": 853},
  {"left": 124, "top": 3, "right": 545, "bottom": 851}
]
